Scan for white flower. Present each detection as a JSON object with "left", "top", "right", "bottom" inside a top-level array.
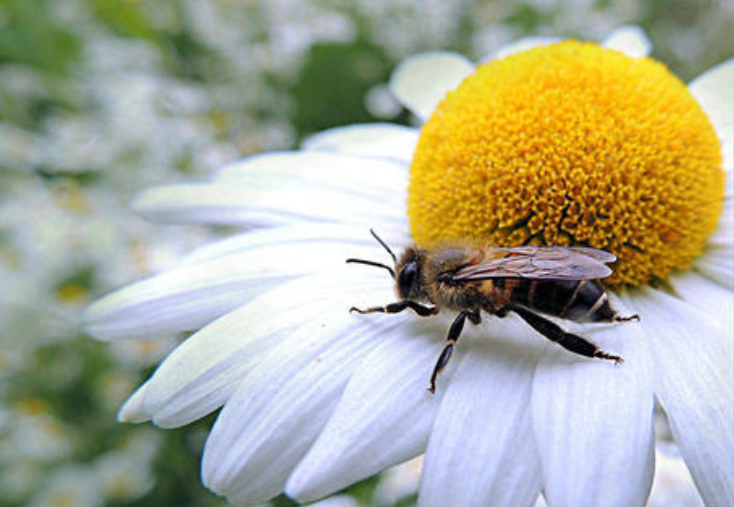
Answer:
[
  {"left": 85, "top": 28, "right": 733, "bottom": 507},
  {"left": 30, "top": 464, "right": 103, "bottom": 507},
  {"left": 94, "top": 450, "right": 155, "bottom": 501}
]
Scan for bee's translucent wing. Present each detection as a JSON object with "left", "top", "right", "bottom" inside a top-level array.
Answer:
[
  {"left": 451, "top": 246, "right": 615, "bottom": 281},
  {"left": 564, "top": 246, "right": 617, "bottom": 263}
]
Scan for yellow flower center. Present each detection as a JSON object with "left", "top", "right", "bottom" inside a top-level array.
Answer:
[{"left": 408, "top": 41, "right": 724, "bottom": 286}]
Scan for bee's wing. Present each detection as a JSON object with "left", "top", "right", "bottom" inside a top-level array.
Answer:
[
  {"left": 451, "top": 246, "right": 614, "bottom": 281},
  {"left": 564, "top": 246, "right": 617, "bottom": 263}
]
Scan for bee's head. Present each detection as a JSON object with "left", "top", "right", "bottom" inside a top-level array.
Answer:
[
  {"left": 394, "top": 247, "right": 423, "bottom": 300},
  {"left": 346, "top": 230, "right": 424, "bottom": 301}
]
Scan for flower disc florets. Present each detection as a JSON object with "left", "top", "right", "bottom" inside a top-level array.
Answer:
[{"left": 408, "top": 42, "right": 724, "bottom": 286}]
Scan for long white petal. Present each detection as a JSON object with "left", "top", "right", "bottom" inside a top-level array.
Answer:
[
  {"left": 602, "top": 25, "right": 652, "bottom": 57},
  {"left": 693, "top": 244, "right": 734, "bottom": 289},
  {"left": 532, "top": 297, "right": 655, "bottom": 507},
  {"left": 302, "top": 124, "right": 419, "bottom": 164},
  {"left": 689, "top": 59, "right": 733, "bottom": 171},
  {"left": 85, "top": 241, "right": 387, "bottom": 340},
  {"left": 131, "top": 183, "right": 407, "bottom": 233},
  {"left": 286, "top": 318, "right": 458, "bottom": 503},
  {"left": 694, "top": 196, "right": 733, "bottom": 285},
  {"left": 418, "top": 325, "right": 544, "bottom": 507},
  {"left": 622, "top": 288, "right": 733, "bottom": 507},
  {"left": 213, "top": 151, "right": 407, "bottom": 201},
  {"left": 668, "top": 271, "right": 733, "bottom": 336},
  {"left": 705, "top": 192, "right": 732, "bottom": 249},
  {"left": 201, "top": 312, "right": 405, "bottom": 505},
  {"left": 389, "top": 52, "right": 474, "bottom": 121},
  {"left": 84, "top": 263, "right": 284, "bottom": 342},
  {"left": 177, "top": 223, "right": 408, "bottom": 266},
  {"left": 133, "top": 267, "right": 393, "bottom": 428}
]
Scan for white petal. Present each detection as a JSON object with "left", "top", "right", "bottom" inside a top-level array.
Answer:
[
  {"left": 117, "top": 381, "right": 152, "bottom": 423},
  {"left": 695, "top": 191, "right": 734, "bottom": 288},
  {"left": 85, "top": 241, "right": 384, "bottom": 341},
  {"left": 302, "top": 124, "right": 419, "bottom": 163},
  {"left": 287, "top": 318, "right": 459, "bottom": 503},
  {"left": 693, "top": 187, "right": 734, "bottom": 289},
  {"left": 485, "top": 36, "right": 560, "bottom": 61},
  {"left": 178, "top": 223, "right": 408, "bottom": 266},
  {"left": 214, "top": 151, "right": 407, "bottom": 202},
  {"left": 689, "top": 59, "right": 733, "bottom": 171},
  {"left": 131, "top": 182, "right": 407, "bottom": 233},
  {"left": 623, "top": 288, "right": 733, "bottom": 507},
  {"left": 532, "top": 297, "right": 655, "bottom": 507},
  {"left": 418, "top": 328, "right": 543, "bottom": 507},
  {"left": 723, "top": 132, "right": 733, "bottom": 174},
  {"left": 705, "top": 192, "right": 732, "bottom": 249},
  {"left": 138, "top": 267, "right": 393, "bottom": 428},
  {"left": 668, "top": 271, "right": 733, "bottom": 336},
  {"left": 201, "top": 310, "right": 406, "bottom": 505},
  {"left": 84, "top": 263, "right": 281, "bottom": 342},
  {"left": 389, "top": 52, "right": 475, "bottom": 121},
  {"left": 693, "top": 244, "right": 734, "bottom": 288},
  {"left": 602, "top": 25, "right": 652, "bottom": 58}
]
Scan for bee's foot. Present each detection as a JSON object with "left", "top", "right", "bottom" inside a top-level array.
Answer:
[
  {"left": 350, "top": 306, "right": 379, "bottom": 314},
  {"left": 615, "top": 314, "right": 640, "bottom": 322},
  {"left": 427, "top": 383, "right": 436, "bottom": 395},
  {"left": 595, "top": 350, "right": 624, "bottom": 365}
]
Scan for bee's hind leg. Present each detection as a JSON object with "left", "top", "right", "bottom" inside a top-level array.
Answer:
[
  {"left": 350, "top": 301, "right": 438, "bottom": 317},
  {"left": 507, "top": 305, "right": 624, "bottom": 364},
  {"left": 428, "top": 309, "right": 480, "bottom": 394}
]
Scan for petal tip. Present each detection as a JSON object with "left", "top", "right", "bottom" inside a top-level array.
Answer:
[
  {"left": 82, "top": 296, "right": 117, "bottom": 341},
  {"left": 117, "top": 382, "right": 152, "bottom": 424},
  {"left": 389, "top": 51, "right": 474, "bottom": 121},
  {"left": 284, "top": 473, "right": 320, "bottom": 505},
  {"left": 603, "top": 25, "right": 652, "bottom": 58}
]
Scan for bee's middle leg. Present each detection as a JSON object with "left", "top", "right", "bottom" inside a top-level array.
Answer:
[
  {"left": 429, "top": 309, "right": 480, "bottom": 394},
  {"left": 507, "top": 305, "right": 624, "bottom": 364},
  {"left": 350, "top": 300, "right": 438, "bottom": 317}
]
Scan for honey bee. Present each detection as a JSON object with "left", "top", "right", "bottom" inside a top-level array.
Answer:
[{"left": 347, "top": 230, "right": 639, "bottom": 393}]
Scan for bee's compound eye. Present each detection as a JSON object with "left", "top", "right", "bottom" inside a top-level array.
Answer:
[{"left": 399, "top": 262, "right": 418, "bottom": 293}]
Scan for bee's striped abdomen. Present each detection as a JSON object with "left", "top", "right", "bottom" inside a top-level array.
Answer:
[
  {"left": 501, "top": 278, "right": 616, "bottom": 323},
  {"left": 560, "top": 280, "right": 616, "bottom": 322}
]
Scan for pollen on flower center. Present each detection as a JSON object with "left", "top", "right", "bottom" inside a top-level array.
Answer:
[{"left": 408, "top": 42, "right": 724, "bottom": 287}]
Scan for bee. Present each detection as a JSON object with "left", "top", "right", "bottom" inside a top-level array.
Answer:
[{"left": 347, "top": 230, "right": 639, "bottom": 393}]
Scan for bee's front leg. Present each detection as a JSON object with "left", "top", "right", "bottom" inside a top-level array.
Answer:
[
  {"left": 466, "top": 309, "right": 481, "bottom": 325},
  {"left": 428, "top": 309, "right": 480, "bottom": 394},
  {"left": 349, "top": 300, "right": 438, "bottom": 317}
]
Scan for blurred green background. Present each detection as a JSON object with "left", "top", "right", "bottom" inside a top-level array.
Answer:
[{"left": 0, "top": 1, "right": 730, "bottom": 506}]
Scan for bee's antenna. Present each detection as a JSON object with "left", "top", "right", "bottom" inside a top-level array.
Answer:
[
  {"left": 346, "top": 258, "right": 395, "bottom": 278},
  {"left": 370, "top": 229, "right": 397, "bottom": 263}
]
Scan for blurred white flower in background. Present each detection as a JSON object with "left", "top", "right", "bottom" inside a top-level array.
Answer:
[
  {"left": 29, "top": 465, "right": 103, "bottom": 507},
  {"left": 93, "top": 430, "right": 160, "bottom": 502}
]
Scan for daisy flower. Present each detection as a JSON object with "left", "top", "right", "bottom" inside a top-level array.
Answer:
[{"left": 85, "top": 28, "right": 732, "bottom": 507}]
